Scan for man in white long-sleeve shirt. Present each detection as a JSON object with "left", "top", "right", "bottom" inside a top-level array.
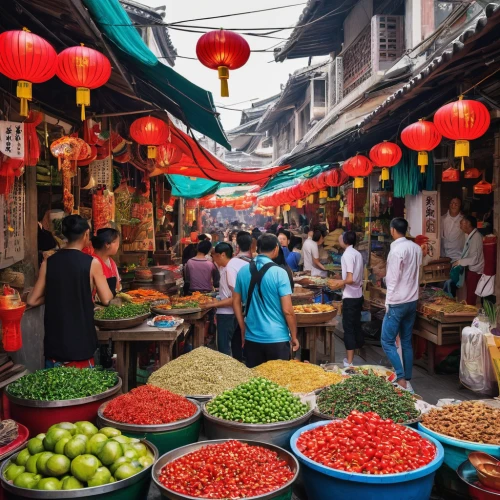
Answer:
[
  {"left": 441, "top": 198, "right": 465, "bottom": 261},
  {"left": 381, "top": 218, "right": 422, "bottom": 393},
  {"left": 452, "top": 215, "right": 484, "bottom": 306}
]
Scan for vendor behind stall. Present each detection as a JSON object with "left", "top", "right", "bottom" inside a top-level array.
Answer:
[
  {"left": 441, "top": 197, "right": 464, "bottom": 261},
  {"left": 184, "top": 239, "right": 220, "bottom": 294},
  {"left": 91, "top": 228, "right": 121, "bottom": 296},
  {"left": 28, "top": 215, "right": 114, "bottom": 368}
]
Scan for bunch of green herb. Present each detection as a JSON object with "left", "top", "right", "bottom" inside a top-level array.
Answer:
[
  {"left": 317, "top": 375, "right": 420, "bottom": 423},
  {"left": 8, "top": 367, "right": 118, "bottom": 401},
  {"left": 94, "top": 302, "right": 150, "bottom": 320}
]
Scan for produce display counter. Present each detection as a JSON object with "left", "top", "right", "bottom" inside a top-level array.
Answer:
[
  {"left": 298, "top": 317, "right": 338, "bottom": 365},
  {"left": 97, "top": 323, "right": 184, "bottom": 393}
]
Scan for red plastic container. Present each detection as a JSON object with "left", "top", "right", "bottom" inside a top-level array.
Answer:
[
  {"left": 6, "top": 378, "right": 122, "bottom": 437},
  {"left": 0, "top": 303, "right": 26, "bottom": 351}
]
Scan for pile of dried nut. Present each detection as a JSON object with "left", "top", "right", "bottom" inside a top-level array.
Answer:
[{"left": 422, "top": 401, "right": 500, "bottom": 444}]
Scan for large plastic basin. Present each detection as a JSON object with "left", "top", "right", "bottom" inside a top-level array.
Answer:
[
  {"left": 6, "top": 379, "right": 122, "bottom": 437},
  {"left": 0, "top": 439, "right": 157, "bottom": 500},
  {"left": 290, "top": 420, "right": 444, "bottom": 500},
  {"left": 97, "top": 398, "right": 201, "bottom": 455},
  {"left": 457, "top": 459, "right": 500, "bottom": 500},
  {"left": 202, "top": 403, "right": 313, "bottom": 450},
  {"left": 418, "top": 423, "right": 500, "bottom": 498},
  {"left": 152, "top": 439, "right": 299, "bottom": 500}
]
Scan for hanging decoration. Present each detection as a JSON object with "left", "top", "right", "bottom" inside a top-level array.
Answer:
[
  {"left": 24, "top": 111, "right": 44, "bottom": 166},
  {"left": 400, "top": 119, "right": 442, "bottom": 173},
  {"left": 324, "top": 169, "right": 349, "bottom": 187},
  {"left": 0, "top": 30, "right": 57, "bottom": 116},
  {"left": 369, "top": 141, "right": 402, "bottom": 181},
  {"left": 196, "top": 29, "right": 250, "bottom": 97},
  {"left": 130, "top": 117, "right": 169, "bottom": 159},
  {"left": 56, "top": 45, "right": 112, "bottom": 120},
  {"left": 464, "top": 167, "right": 481, "bottom": 179},
  {"left": 157, "top": 142, "right": 182, "bottom": 168},
  {"left": 442, "top": 167, "right": 460, "bottom": 183},
  {"left": 342, "top": 155, "right": 373, "bottom": 188},
  {"left": 433, "top": 97, "right": 490, "bottom": 171}
]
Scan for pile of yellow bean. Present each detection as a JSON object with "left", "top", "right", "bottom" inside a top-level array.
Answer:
[{"left": 253, "top": 360, "right": 344, "bottom": 393}]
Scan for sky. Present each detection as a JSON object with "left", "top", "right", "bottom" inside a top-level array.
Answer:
[{"left": 144, "top": 0, "right": 312, "bottom": 132}]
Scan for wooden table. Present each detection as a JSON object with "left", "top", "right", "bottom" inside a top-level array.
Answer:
[
  {"left": 298, "top": 317, "right": 338, "bottom": 365},
  {"left": 97, "top": 322, "right": 184, "bottom": 393},
  {"left": 180, "top": 309, "right": 212, "bottom": 348}
]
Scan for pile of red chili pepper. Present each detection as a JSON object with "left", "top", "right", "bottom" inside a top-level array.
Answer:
[
  {"left": 103, "top": 385, "right": 197, "bottom": 425},
  {"left": 296, "top": 410, "right": 436, "bottom": 475},
  {"left": 158, "top": 440, "right": 294, "bottom": 498}
]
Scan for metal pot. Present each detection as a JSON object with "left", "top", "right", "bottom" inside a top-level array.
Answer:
[
  {"left": 152, "top": 439, "right": 299, "bottom": 500},
  {"left": 0, "top": 439, "right": 158, "bottom": 498},
  {"left": 6, "top": 378, "right": 122, "bottom": 436},
  {"left": 201, "top": 403, "right": 313, "bottom": 450}
]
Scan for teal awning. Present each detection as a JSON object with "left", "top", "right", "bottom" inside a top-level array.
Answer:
[
  {"left": 259, "top": 164, "right": 330, "bottom": 195},
  {"left": 82, "top": 0, "right": 230, "bottom": 149},
  {"left": 167, "top": 175, "right": 220, "bottom": 199}
]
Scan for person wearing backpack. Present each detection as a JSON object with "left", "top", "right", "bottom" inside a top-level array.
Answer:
[{"left": 233, "top": 233, "right": 299, "bottom": 368}]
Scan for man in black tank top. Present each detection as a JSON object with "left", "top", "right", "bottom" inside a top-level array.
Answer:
[{"left": 28, "top": 216, "right": 114, "bottom": 367}]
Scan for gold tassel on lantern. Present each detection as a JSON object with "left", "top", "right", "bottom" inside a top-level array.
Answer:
[
  {"left": 455, "top": 140, "right": 469, "bottom": 171},
  {"left": 76, "top": 87, "right": 90, "bottom": 121},
  {"left": 17, "top": 80, "right": 32, "bottom": 117},
  {"left": 218, "top": 66, "right": 229, "bottom": 97},
  {"left": 354, "top": 177, "right": 364, "bottom": 189},
  {"left": 417, "top": 151, "right": 428, "bottom": 173},
  {"left": 147, "top": 146, "right": 157, "bottom": 159},
  {"left": 297, "top": 199, "right": 305, "bottom": 208},
  {"left": 381, "top": 168, "right": 390, "bottom": 181}
]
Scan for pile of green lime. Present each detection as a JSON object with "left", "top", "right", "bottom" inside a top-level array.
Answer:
[{"left": 3, "top": 421, "right": 154, "bottom": 491}]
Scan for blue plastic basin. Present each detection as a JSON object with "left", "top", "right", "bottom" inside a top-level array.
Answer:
[{"left": 291, "top": 420, "right": 444, "bottom": 500}]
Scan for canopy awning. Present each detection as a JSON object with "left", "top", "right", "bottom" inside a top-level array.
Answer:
[
  {"left": 83, "top": 0, "right": 230, "bottom": 149},
  {"left": 168, "top": 175, "right": 220, "bottom": 199}
]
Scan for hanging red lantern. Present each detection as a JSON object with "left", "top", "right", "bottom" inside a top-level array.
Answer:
[
  {"left": 369, "top": 141, "right": 402, "bottom": 181},
  {"left": 442, "top": 167, "right": 460, "bottom": 182},
  {"left": 196, "top": 29, "right": 250, "bottom": 97},
  {"left": 130, "top": 117, "right": 169, "bottom": 159},
  {"left": 157, "top": 142, "right": 182, "bottom": 167},
  {"left": 434, "top": 97, "right": 490, "bottom": 171},
  {"left": 325, "top": 169, "right": 349, "bottom": 187},
  {"left": 342, "top": 155, "right": 373, "bottom": 188},
  {"left": 401, "top": 119, "right": 442, "bottom": 173},
  {"left": 464, "top": 167, "right": 481, "bottom": 179},
  {"left": 0, "top": 30, "right": 58, "bottom": 116},
  {"left": 56, "top": 45, "right": 112, "bottom": 120}
]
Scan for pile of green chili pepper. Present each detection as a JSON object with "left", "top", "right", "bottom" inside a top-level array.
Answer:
[
  {"left": 316, "top": 375, "right": 420, "bottom": 423},
  {"left": 7, "top": 367, "right": 118, "bottom": 401},
  {"left": 94, "top": 303, "right": 150, "bottom": 320}
]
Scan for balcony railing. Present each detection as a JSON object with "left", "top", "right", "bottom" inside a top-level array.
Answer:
[{"left": 342, "top": 24, "right": 372, "bottom": 98}]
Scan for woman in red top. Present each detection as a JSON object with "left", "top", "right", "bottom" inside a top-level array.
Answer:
[{"left": 91, "top": 228, "right": 121, "bottom": 295}]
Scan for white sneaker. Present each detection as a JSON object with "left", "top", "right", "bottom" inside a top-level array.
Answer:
[
  {"left": 343, "top": 358, "right": 353, "bottom": 368},
  {"left": 405, "top": 381, "right": 414, "bottom": 394}
]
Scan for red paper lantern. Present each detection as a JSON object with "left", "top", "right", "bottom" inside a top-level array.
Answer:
[
  {"left": 0, "top": 30, "right": 58, "bottom": 116},
  {"left": 369, "top": 141, "right": 402, "bottom": 181},
  {"left": 434, "top": 97, "right": 490, "bottom": 171},
  {"left": 157, "top": 142, "right": 182, "bottom": 167},
  {"left": 196, "top": 29, "right": 250, "bottom": 97},
  {"left": 130, "top": 117, "right": 169, "bottom": 159},
  {"left": 342, "top": 155, "right": 373, "bottom": 188},
  {"left": 56, "top": 45, "right": 111, "bottom": 120},
  {"left": 325, "top": 169, "right": 349, "bottom": 187},
  {"left": 401, "top": 119, "right": 442, "bottom": 173}
]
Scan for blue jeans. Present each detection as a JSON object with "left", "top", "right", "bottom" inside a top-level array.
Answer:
[
  {"left": 217, "top": 313, "right": 236, "bottom": 356},
  {"left": 381, "top": 301, "right": 417, "bottom": 381}
]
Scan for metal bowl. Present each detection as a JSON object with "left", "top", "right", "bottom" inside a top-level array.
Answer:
[
  {"left": 97, "top": 398, "right": 201, "bottom": 433},
  {"left": 6, "top": 377, "right": 122, "bottom": 408},
  {"left": 458, "top": 459, "right": 500, "bottom": 499},
  {"left": 94, "top": 312, "right": 150, "bottom": 330},
  {"left": 201, "top": 403, "right": 313, "bottom": 449},
  {"left": 152, "top": 439, "right": 299, "bottom": 500},
  {"left": 0, "top": 439, "right": 158, "bottom": 498}
]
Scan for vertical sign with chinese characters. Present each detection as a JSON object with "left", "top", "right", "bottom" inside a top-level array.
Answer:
[
  {"left": 422, "top": 190, "right": 440, "bottom": 259},
  {"left": 0, "top": 122, "right": 25, "bottom": 159}
]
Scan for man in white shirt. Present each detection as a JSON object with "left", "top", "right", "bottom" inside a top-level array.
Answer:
[
  {"left": 441, "top": 198, "right": 465, "bottom": 261},
  {"left": 302, "top": 230, "right": 327, "bottom": 277},
  {"left": 381, "top": 218, "right": 422, "bottom": 393},
  {"left": 330, "top": 231, "right": 364, "bottom": 367},
  {"left": 452, "top": 215, "right": 484, "bottom": 306}
]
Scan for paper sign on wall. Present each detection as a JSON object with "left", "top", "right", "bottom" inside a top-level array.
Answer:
[{"left": 0, "top": 122, "right": 24, "bottom": 158}]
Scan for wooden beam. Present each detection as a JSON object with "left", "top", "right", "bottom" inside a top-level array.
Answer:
[{"left": 24, "top": 165, "right": 38, "bottom": 287}]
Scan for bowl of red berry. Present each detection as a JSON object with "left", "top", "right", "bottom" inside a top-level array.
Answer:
[{"left": 152, "top": 439, "right": 299, "bottom": 499}]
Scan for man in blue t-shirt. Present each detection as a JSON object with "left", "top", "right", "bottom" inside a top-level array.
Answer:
[{"left": 233, "top": 233, "right": 299, "bottom": 368}]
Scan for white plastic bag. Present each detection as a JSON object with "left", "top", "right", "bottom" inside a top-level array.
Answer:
[{"left": 459, "top": 326, "right": 496, "bottom": 395}]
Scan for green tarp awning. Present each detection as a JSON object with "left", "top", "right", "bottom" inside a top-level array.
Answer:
[
  {"left": 167, "top": 175, "right": 220, "bottom": 199},
  {"left": 259, "top": 164, "right": 330, "bottom": 195},
  {"left": 82, "top": 0, "right": 230, "bottom": 149}
]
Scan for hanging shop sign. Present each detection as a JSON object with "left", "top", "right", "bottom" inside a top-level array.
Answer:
[
  {"left": 0, "top": 122, "right": 24, "bottom": 158},
  {"left": 196, "top": 29, "right": 250, "bottom": 97},
  {"left": 433, "top": 97, "right": 490, "bottom": 171},
  {"left": 423, "top": 191, "right": 439, "bottom": 258},
  {"left": 400, "top": 119, "right": 442, "bottom": 173}
]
